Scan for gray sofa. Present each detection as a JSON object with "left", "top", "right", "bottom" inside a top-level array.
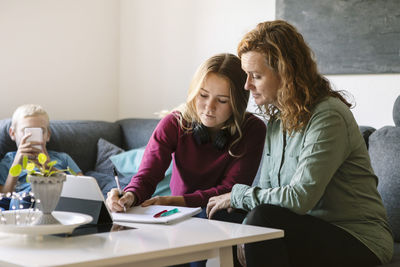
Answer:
[
  {"left": 0, "top": 118, "right": 161, "bottom": 198},
  {"left": 368, "top": 95, "right": 400, "bottom": 267},
  {"left": 0, "top": 95, "right": 398, "bottom": 266}
]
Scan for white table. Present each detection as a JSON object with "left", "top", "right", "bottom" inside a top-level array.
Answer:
[{"left": 0, "top": 217, "right": 283, "bottom": 267}]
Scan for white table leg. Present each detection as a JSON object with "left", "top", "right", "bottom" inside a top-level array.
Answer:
[{"left": 219, "top": 246, "right": 233, "bottom": 267}]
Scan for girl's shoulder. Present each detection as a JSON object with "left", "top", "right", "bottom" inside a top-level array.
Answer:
[
  {"left": 243, "top": 112, "right": 267, "bottom": 131},
  {"left": 155, "top": 111, "right": 185, "bottom": 134},
  {"left": 159, "top": 111, "right": 180, "bottom": 124}
]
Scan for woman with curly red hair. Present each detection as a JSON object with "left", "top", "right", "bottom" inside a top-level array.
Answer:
[{"left": 207, "top": 20, "right": 393, "bottom": 267}]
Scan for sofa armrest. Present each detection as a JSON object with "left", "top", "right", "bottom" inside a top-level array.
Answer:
[{"left": 359, "top": 125, "right": 376, "bottom": 149}]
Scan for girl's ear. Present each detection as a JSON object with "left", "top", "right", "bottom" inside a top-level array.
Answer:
[{"left": 9, "top": 126, "right": 16, "bottom": 141}]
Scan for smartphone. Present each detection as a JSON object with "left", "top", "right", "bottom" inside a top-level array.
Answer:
[{"left": 24, "top": 127, "right": 43, "bottom": 150}]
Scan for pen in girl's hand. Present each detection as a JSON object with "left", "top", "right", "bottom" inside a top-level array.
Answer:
[{"left": 113, "top": 167, "right": 126, "bottom": 212}]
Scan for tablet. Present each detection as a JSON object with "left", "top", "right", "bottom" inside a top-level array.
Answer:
[{"left": 55, "top": 175, "right": 112, "bottom": 225}]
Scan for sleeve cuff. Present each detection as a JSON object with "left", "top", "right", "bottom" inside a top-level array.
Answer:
[
  {"left": 123, "top": 184, "right": 144, "bottom": 205},
  {"left": 183, "top": 193, "right": 204, "bottom": 207},
  {"left": 231, "top": 184, "right": 252, "bottom": 210}
]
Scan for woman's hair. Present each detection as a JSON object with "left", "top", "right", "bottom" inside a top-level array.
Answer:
[
  {"left": 237, "top": 20, "right": 351, "bottom": 133},
  {"left": 176, "top": 53, "right": 249, "bottom": 156},
  {"left": 11, "top": 104, "right": 50, "bottom": 129}
]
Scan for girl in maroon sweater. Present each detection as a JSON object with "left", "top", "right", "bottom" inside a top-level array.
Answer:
[{"left": 106, "top": 53, "right": 266, "bottom": 211}]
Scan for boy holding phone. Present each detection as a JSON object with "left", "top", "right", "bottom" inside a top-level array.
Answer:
[{"left": 0, "top": 104, "right": 82, "bottom": 210}]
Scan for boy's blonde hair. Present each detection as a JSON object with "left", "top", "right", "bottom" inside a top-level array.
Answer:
[{"left": 11, "top": 104, "right": 50, "bottom": 129}]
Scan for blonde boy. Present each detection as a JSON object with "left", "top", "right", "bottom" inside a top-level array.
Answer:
[{"left": 0, "top": 104, "right": 82, "bottom": 210}]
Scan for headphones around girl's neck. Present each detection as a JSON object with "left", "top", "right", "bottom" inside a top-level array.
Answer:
[{"left": 192, "top": 123, "right": 230, "bottom": 151}]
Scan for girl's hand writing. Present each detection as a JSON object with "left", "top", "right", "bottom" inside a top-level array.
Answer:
[{"left": 106, "top": 189, "right": 135, "bottom": 212}]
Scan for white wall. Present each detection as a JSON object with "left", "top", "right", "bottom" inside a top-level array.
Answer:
[
  {"left": 0, "top": 0, "right": 119, "bottom": 121},
  {"left": 248, "top": 75, "right": 399, "bottom": 129},
  {"left": 119, "top": 0, "right": 399, "bottom": 129},
  {"left": 327, "top": 74, "right": 399, "bottom": 128},
  {"left": 119, "top": 0, "right": 275, "bottom": 119},
  {"left": 0, "top": 0, "right": 398, "bottom": 129}
]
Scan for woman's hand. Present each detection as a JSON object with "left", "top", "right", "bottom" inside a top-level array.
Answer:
[
  {"left": 141, "top": 196, "right": 186, "bottom": 207},
  {"left": 106, "top": 188, "right": 135, "bottom": 212},
  {"left": 206, "top": 192, "right": 232, "bottom": 219}
]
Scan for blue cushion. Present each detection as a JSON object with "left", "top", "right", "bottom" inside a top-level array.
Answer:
[
  {"left": 110, "top": 147, "right": 172, "bottom": 197},
  {"left": 110, "top": 148, "right": 146, "bottom": 177}
]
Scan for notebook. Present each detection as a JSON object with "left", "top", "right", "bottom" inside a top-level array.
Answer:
[
  {"left": 55, "top": 175, "right": 202, "bottom": 225},
  {"left": 112, "top": 205, "right": 202, "bottom": 224}
]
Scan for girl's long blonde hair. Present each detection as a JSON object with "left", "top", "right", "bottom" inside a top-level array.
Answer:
[
  {"left": 238, "top": 20, "right": 351, "bottom": 134},
  {"left": 175, "top": 53, "right": 249, "bottom": 156}
]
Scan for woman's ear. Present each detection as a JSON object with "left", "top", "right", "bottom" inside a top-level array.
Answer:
[{"left": 9, "top": 126, "right": 16, "bottom": 141}]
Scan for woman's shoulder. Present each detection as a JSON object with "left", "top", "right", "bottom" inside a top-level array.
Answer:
[
  {"left": 314, "top": 97, "right": 353, "bottom": 118},
  {"left": 311, "top": 97, "right": 358, "bottom": 130},
  {"left": 315, "top": 97, "right": 348, "bottom": 111}
]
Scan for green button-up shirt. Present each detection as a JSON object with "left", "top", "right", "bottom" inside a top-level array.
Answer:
[{"left": 231, "top": 97, "right": 393, "bottom": 264}]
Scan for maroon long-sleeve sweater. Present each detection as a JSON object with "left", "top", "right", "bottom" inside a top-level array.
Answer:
[{"left": 124, "top": 112, "right": 266, "bottom": 207}]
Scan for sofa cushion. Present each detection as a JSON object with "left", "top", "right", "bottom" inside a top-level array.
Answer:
[
  {"left": 47, "top": 120, "right": 122, "bottom": 173},
  {"left": 89, "top": 139, "right": 171, "bottom": 199},
  {"left": 110, "top": 147, "right": 172, "bottom": 197},
  {"left": 370, "top": 95, "right": 400, "bottom": 244},
  {"left": 369, "top": 126, "right": 400, "bottom": 242},
  {"left": 95, "top": 138, "right": 124, "bottom": 176},
  {"left": 110, "top": 147, "right": 145, "bottom": 176}
]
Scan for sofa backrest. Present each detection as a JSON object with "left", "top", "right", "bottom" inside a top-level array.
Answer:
[
  {"left": 369, "top": 95, "right": 400, "bottom": 242},
  {"left": 0, "top": 119, "right": 122, "bottom": 173},
  {"left": 48, "top": 120, "right": 122, "bottom": 173},
  {"left": 0, "top": 119, "right": 17, "bottom": 157},
  {"left": 117, "top": 118, "right": 160, "bottom": 150},
  {"left": 359, "top": 126, "right": 376, "bottom": 149}
]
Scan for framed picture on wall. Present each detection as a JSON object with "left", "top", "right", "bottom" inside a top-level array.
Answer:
[{"left": 276, "top": 0, "right": 400, "bottom": 74}]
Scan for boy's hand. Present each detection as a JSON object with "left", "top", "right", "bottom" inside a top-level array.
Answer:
[{"left": 12, "top": 133, "right": 43, "bottom": 167}]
